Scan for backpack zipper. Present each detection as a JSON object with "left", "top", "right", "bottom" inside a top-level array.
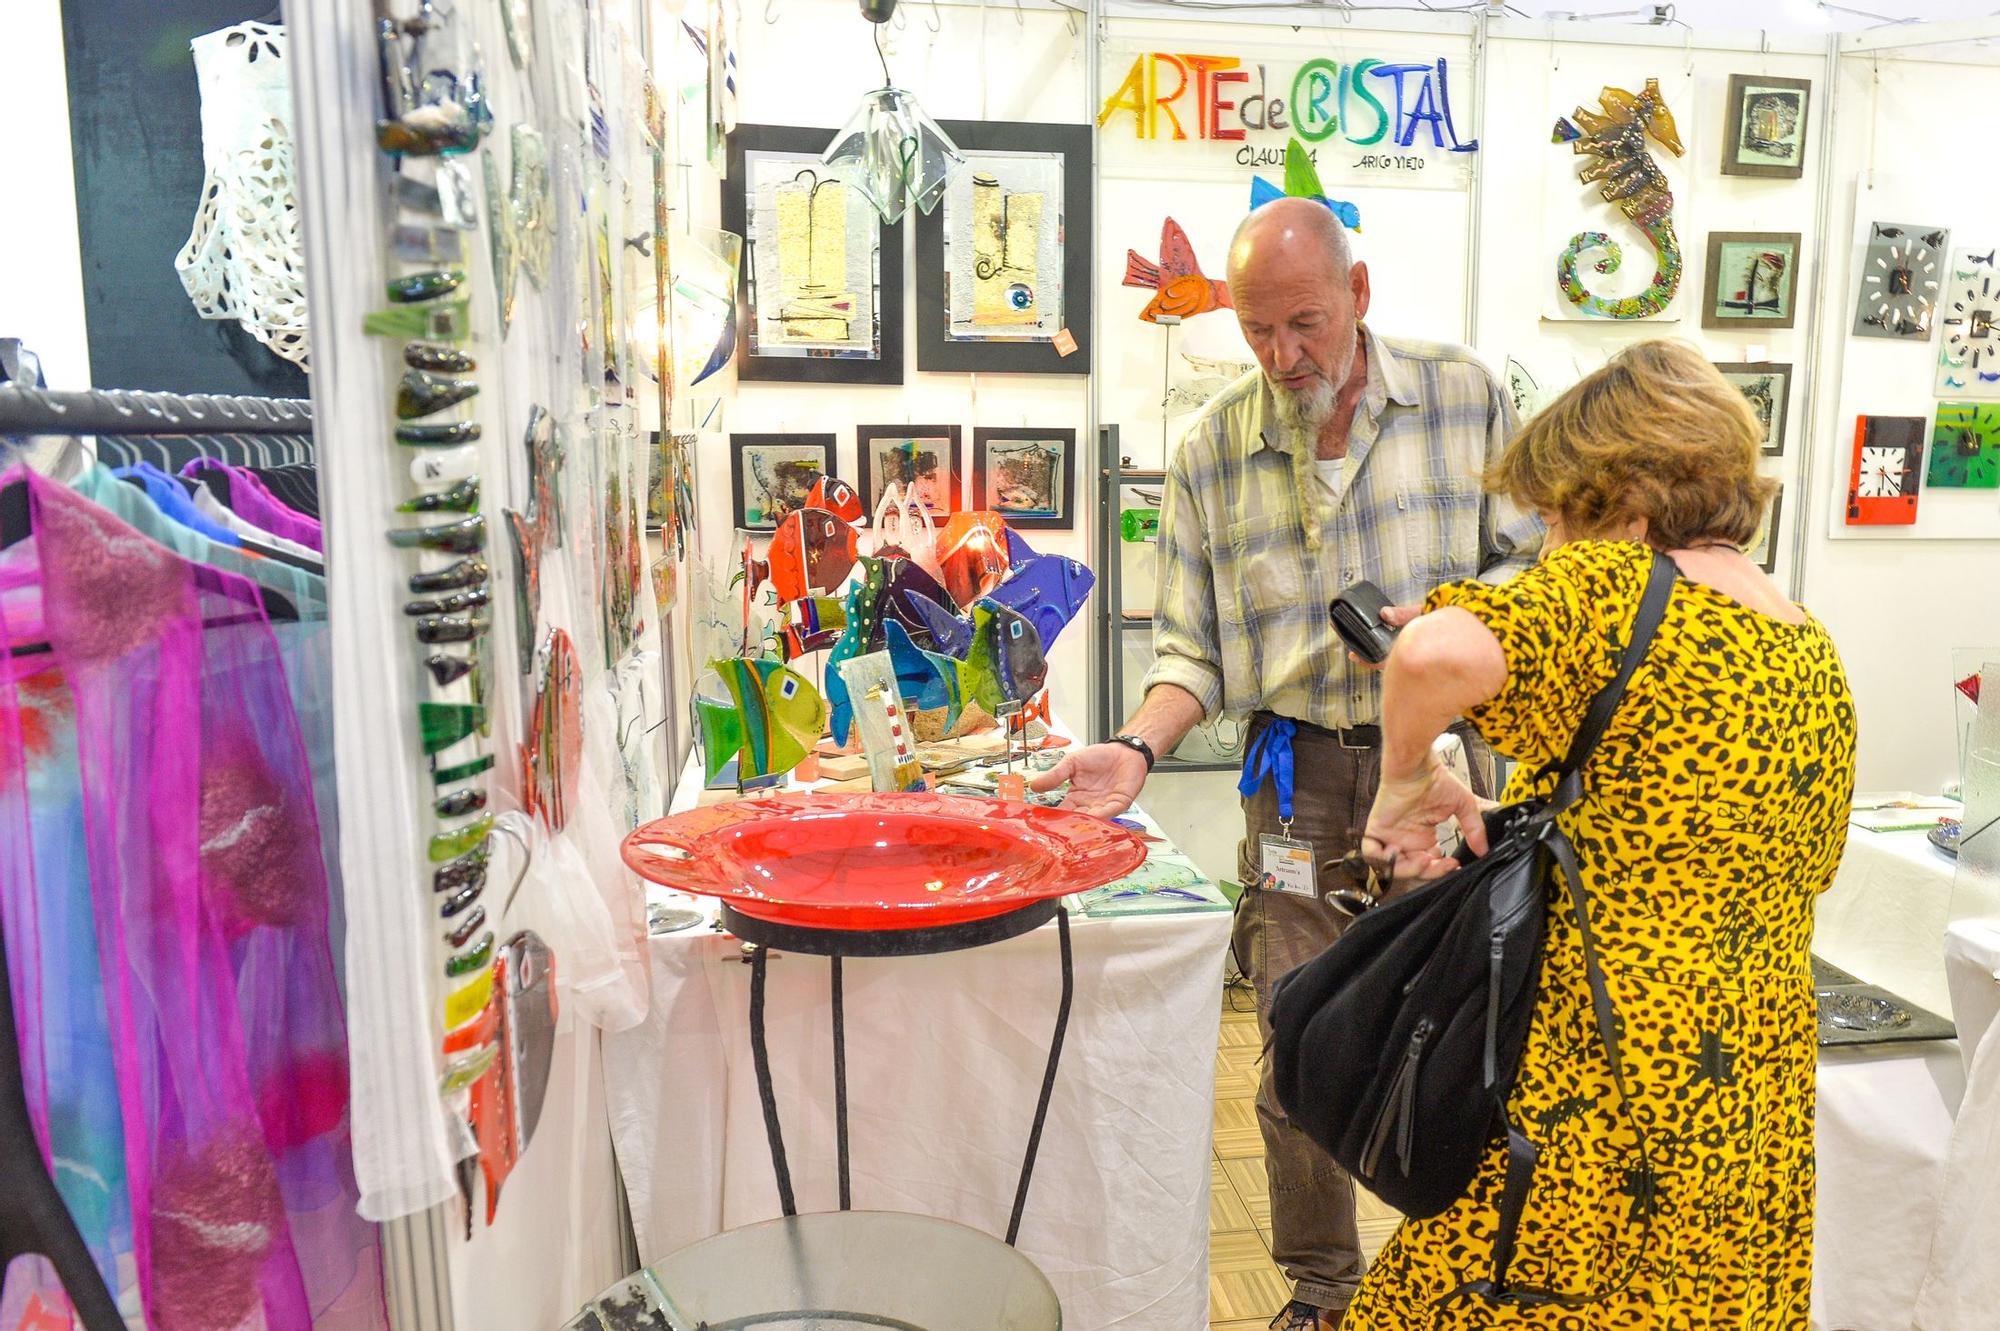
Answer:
[
  {"left": 1484, "top": 929, "right": 1505, "bottom": 1091},
  {"left": 1360, "top": 1017, "right": 1434, "bottom": 1179}
]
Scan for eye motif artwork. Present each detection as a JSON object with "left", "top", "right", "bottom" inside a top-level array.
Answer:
[
  {"left": 1935, "top": 248, "right": 2000, "bottom": 398},
  {"left": 950, "top": 156, "right": 1064, "bottom": 341},
  {"left": 1552, "top": 79, "right": 1685, "bottom": 320},
  {"left": 1854, "top": 222, "right": 1948, "bottom": 341},
  {"left": 1845, "top": 415, "right": 1927, "bottom": 526}
]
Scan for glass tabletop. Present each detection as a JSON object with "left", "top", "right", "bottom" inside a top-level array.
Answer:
[{"left": 563, "top": 1211, "right": 1062, "bottom": 1331}]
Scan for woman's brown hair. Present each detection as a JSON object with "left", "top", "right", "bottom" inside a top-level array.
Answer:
[{"left": 1490, "top": 339, "right": 1780, "bottom": 548}]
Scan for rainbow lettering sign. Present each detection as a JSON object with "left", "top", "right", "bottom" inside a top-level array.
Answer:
[{"left": 1096, "top": 45, "right": 1477, "bottom": 186}]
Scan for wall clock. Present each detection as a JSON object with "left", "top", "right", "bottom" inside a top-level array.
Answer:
[
  {"left": 1934, "top": 248, "right": 2000, "bottom": 398},
  {"left": 1852, "top": 221, "right": 1949, "bottom": 341},
  {"left": 1928, "top": 401, "right": 2000, "bottom": 489},
  {"left": 1845, "top": 415, "right": 1927, "bottom": 525}
]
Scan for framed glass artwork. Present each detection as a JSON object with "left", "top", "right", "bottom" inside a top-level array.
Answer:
[
  {"left": 856, "top": 424, "right": 962, "bottom": 518},
  {"left": 722, "top": 124, "right": 903, "bottom": 384},
  {"left": 1852, "top": 221, "right": 1949, "bottom": 341},
  {"left": 1845, "top": 415, "right": 1926, "bottom": 527},
  {"left": 1936, "top": 249, "right": 2000, "bottom": 397},
  {"left": 1714, "top": 361, "right": 1792, "bottom": 457},
  {"left": 1749, "top": 488, "right": 1782, "bottom": 573},
  {"left": 972, "top": 428, "right": 1078, "bottom": 530},
  {"left": 1929, "top": 402, "right": 2000, "bottom": 489},
  {"left": 914, "top": 121, "right": 1092, "bottom": 375},
  {"left": 1721, "top": 74, "right": 1810, "bottom": 180},
  {"left": 1702, "top": 232, "right": 1802, "bottom": 330},
  {"left": 730, "top": 433, "right": 835, "bottom": 532}
]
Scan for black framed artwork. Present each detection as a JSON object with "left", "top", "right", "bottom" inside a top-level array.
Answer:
[
  {"left": 722, "top": 124, "right": 904, "bottom": 384},
  {"left": 1714, "top": 361, "right": 1793, "bottom": 457},
  {"left": 913, "top": 121, "right": 1093, "bottom": 375},
  {"left": 1702, "top": 232, "right": 1802, "bottom": 331},
  {"left": 972, "top": 427, "right": 1078, "bottom": 529},
  {"left": 1722, "top": 74, "right": 1811, "bottom": 180},
  {"left": 855, "top": 424, "right": 963, "bottom": 518},
  {"left": 729, "top": 433, "right": 835, "bottom": 531},
  {"left": 1750, "top": 488, "right": 1783, "bottom": 573}
]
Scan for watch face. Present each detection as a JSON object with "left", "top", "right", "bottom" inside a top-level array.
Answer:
[
  {"left": 1935, "top": 248, "right": 2000, "bottom": 397},
  {"left": 1854, "top": 221, "right": 1950, "bottom": 341},
  {"left": 1846, "top": 415, "right": 1927, "bottom": 525}
]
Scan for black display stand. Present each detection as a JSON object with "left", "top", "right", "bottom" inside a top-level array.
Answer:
[
  {"left": 0, "top": 931, "right": 126, "bottom": 1331},
  {"left": 731, "top": 902, "right": 1075, "bottom": 1247}
]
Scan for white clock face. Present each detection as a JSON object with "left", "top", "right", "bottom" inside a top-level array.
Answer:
[
  {"left": 1858, "top": 445, "right": 1908, "bottom": 497},
  {"left": 1939, "top": 252, "right": 2000, "bottom": 395}
]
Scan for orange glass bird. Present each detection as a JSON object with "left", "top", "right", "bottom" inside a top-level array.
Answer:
[{"left": 1123, "top": 218, "right": 1233, "bottom": 323}]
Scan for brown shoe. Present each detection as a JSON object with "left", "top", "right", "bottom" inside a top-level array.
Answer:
[{"left": 1269, "top": 1300, "right": 1345, "bottom": 1331}]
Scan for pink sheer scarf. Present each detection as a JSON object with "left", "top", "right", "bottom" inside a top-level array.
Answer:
[{"left": 0, "top": 468, "right": 381, "bottom": 1331}]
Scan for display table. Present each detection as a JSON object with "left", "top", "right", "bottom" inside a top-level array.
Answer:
[
  {"left": 605, "top": 754, "right": 1232, "bottom": 1331},
  {"left": 1811, "top": 821, "right": 1967, "bottom": 1331},
  {"left": 1815, "top": 820, "right": 1961, "bottom": 1018}
]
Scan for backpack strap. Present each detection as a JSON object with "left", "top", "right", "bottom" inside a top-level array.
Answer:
[
  {"left": 1453, "top": 549, "right": 1675, "bottom": 1309},
  {"left": 1542, "top": 551, "right": 1679, "bottom": 814}
]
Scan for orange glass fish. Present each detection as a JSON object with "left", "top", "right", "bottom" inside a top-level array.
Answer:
[
  {"left": 935, "top": 511, "right": 1011, "bottom": 608},
  {"left": 1123, "top": 218, "right": 1233, "bottom": 323},
  {"left": 746, "top": 506, "right": 860, "bottom": 605}
]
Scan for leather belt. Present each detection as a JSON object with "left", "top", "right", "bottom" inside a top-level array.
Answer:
[
  {"left": 1251, "top": 712, "right": 1381, "bottom": 752},
  {"left": 1252, "top": 714, "right": 1479, "bottom": 753}
]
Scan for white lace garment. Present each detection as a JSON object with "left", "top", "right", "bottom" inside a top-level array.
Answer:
[{"left": 174, "top": 22, "right": 311, "bottom": 369}]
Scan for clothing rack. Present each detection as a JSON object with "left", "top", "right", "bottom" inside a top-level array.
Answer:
[{"left": 0, "top": 386, "right": 313, "bottom": 438}]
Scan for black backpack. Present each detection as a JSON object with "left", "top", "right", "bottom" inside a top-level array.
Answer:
[{"left": 1268, "top": 551, "right": 1675, "bottom": 1306}]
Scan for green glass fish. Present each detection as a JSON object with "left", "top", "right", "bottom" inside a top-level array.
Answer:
[
  {"left": 364, "top": 298, "right": 470, "bottom": 342},
  {"left": 389, "top": 269, "right": 466, "bottom": 303},
  {"left": 694, "top": 656, "right": 828, "bottom": 784},
  {"left": 420, "top": 702, "right": 487, "bottom": 755},
  {"left": 429, "top": 814, "right": 494, "bottom": 864}
]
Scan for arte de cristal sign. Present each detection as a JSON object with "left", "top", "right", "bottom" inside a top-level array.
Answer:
[{"left": 1097, "top": 46, "right": 1478, "bottom": 178}]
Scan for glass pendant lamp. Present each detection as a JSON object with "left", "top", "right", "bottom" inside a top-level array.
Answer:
[{"left": 820, "top": 1, "right": 964, "bottom": 225}]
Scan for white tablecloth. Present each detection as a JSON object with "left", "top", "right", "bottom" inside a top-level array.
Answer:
[
  {"left": 604, "top": 760, "right": 1232, "bottom": 1331},
  {"left": 1815, "top": 824, "right": 1960, "bottom": 1018},
  {"left": 1811, "top": 825, "right": 1980, "bottom": 1331}
]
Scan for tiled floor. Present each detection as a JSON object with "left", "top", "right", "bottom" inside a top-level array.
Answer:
[{"left": 1209, "top": 988, "right": 1403, "bottom": 1329}]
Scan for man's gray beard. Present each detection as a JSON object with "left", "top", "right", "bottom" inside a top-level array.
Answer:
[{"left": 1269, "top": 374, "right": 1337, "bottom": 438}]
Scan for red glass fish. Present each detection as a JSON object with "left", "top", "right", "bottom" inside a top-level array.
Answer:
[
  {"left": 747, "top": 506, "right": 860, "bottom": 604},
  {"left": 807, "top": 475, "right": 865, "bottom": 525},
  {"left": 1124, "top": 218, "right": 1233, "bottom": 323}
]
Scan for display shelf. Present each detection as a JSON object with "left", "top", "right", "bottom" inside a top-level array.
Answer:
[{"left": 1093, "top": 436, "right": 1242, "bottom": 773}]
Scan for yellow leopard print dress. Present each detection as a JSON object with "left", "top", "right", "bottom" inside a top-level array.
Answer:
[{"left": 1346, "top": 540, "right": 1857, "bottom": 1331}]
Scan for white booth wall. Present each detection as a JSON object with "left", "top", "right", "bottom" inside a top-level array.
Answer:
[{"left": 0, "top": 1, "right": 90, "bottom": 389}]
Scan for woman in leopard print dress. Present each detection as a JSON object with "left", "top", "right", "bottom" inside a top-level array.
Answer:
[{"left": 1350, "top": 340, "right": 1856, "bottom": 1329}]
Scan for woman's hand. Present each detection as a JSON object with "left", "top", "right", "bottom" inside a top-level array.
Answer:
[{"left": 1363, "top": 757, "right": 1490, "bottom": 883}]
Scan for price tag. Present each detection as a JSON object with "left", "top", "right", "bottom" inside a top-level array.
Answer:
[{"left": 1258, "top": 833, "right": 1318, "bottom": 898}]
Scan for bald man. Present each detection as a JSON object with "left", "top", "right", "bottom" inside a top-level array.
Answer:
[{"left": 1034, "top": 199, "right": 1540, "bottom": 1329}]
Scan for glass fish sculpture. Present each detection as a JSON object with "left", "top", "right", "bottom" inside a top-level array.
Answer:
[{"left": 694, "top": 657, "right": 829, "bottom": 785}]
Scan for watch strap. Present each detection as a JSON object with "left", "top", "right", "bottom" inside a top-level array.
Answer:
[{"left": 1112, "top": 733, "right": 1157, "bottom": 773}]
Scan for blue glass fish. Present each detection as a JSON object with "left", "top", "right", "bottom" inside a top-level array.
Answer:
[
  {"left": 694, "top": 656, "right": 827, "bottom": 784},
  {"left": 981, "top": 529, "right": 1096, "bottom": 652},
  {"left": 884, "top": 621, "right": 968, "bottom": 732}
]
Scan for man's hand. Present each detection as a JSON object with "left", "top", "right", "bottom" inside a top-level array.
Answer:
[
  {"left": 1027, "top": 741, "right": 1150, "bottom": 819},
  {"left": 1361, "top": 756, "right": 1489, "bottom": 882},
  {"left": 1346, "top": 603, "right": 1424, "bottom": 672}
]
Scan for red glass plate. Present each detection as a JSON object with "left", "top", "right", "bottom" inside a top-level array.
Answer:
[{"left": 621, "top": 791, "right": 1148, "bottom": 931}]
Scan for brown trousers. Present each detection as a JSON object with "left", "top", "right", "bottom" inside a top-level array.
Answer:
[{"left": 1230, "top": 719, "right": 1495, "bottom": 1312}]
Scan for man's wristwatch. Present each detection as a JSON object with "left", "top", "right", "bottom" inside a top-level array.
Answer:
[{"left": 1111, "top": 733, "right": 1158, "bottom": 773}]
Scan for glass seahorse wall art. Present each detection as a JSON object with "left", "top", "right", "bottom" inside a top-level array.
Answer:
[{"left": 1552, "top": 79, "right": 1685, "bottom": 320}]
